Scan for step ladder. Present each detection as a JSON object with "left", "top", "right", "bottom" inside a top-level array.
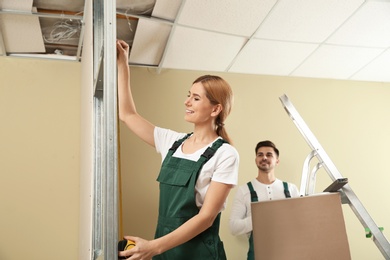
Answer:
[{"left": 279, "top": 94, "right": 390, "bottom": 259}]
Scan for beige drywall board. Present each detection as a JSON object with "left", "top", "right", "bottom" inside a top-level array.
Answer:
[
  {"left": 251, "top": 192, "right": 351, "bottom": 260},
  {"left": 0, "top": 0, "right": 45, "bottom": 53}
]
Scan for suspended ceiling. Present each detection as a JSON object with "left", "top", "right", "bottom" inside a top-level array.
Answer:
[{"left": 1, "top": 0, "right": 390, "bottom": 83}]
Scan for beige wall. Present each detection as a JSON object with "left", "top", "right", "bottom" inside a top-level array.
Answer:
[
  {"left": 120, "top": 67, "right": 390, "bottom": 260},
  {"left": 1, "top": 56, "right": 389, "bottom": 259},
  {"left": 0, "top": 57, "right": 81, "bottom": 260}
]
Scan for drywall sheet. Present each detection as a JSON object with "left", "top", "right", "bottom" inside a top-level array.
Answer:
[
  {"left": 0, "top": 0, "right": 45, "bottom": 53},
  {"left": 251, "top": 192, "right": 351, "bottom": 260}
]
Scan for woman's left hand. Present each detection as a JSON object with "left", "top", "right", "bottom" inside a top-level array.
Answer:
[{"left": 118, "top": 235, "right": 158, "bottom": 260}]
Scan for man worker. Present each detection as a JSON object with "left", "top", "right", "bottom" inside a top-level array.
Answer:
[{"left": 229, "top": 140, "right": 299, "bottom": 260}]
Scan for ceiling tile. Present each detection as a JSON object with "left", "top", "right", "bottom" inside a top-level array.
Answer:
[
  {"left": 229, "top": 39, "right": 318, "bottom": 75},
  {"left": 326, "top": 1, "right": 390, "bottom": 48},
  {"left": 176, "top": 0, "right": 277, "bottom": 37},
  {"left": 0, "top": 0, "right": 32, "bottom": 11},
  {"left": 161, "top": 26, "right": 247, "bottom": 71},
  {"left": 351, "top": 49, "right": 390, "bottom": 82},
  {"left": 34, "top": 0, "right": 85, "bottom": 12},
  {"left": 0, "top": 8, "right": 45, "bottom": 53},
  {"left": 152, "top": 0, "right": 182, "bottom": 21},
  {"left": 129, "top": 19, "right": 171, "bottom": 66},
  {"left": 117, "top": 0, "right": 155, "bottom": 16},
  {"left": 291, "top": 44, "right": 384, "bottom": 80},
  {"left": 255, "top": 0, "right": 364, "bottom": 43}
]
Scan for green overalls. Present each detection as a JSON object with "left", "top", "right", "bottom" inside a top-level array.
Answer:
[
  {"left": 154, "top": 134, "right": 227, "bottom": 260},
  {"left": 246, "top": 181, "right": 291, "bottom": 260}
]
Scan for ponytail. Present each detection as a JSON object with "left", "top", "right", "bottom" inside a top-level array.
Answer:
[{"left": 193, "top": 75, "right": 234, "bottom": 145}]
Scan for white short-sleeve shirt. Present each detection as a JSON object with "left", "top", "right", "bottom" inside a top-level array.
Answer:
[
  {"left": 154, "top": 127, "right": 239, "bottom": 209},
  {"left": 229, "top": 178, "right": 300, "bottom": 236}
]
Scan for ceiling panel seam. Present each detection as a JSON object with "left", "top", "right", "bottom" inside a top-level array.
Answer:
[
  {"left": 155, "top": 0, "right": 187, "bottom": 73},
  {"left": 287, "top": 0, "right": 366, "bottom": 77},
  {"left": 321, "top": 1, "right": 366, "bottom": 45},
  {"left": 347, "top": 46, "right": 390, "bottom": 80},
  {"left": 225, "top": 0, "right": 280, "bottom": 72}
]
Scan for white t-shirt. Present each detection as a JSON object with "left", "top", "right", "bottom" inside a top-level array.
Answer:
[
  {"left": 229, "top": 178, "right": 299, "bottom": 236},
  {"left": 154, "top": 127, "right": 239, "bottom": 209}
]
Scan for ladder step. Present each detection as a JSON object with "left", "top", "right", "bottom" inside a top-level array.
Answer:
[{"left": 323, "top": 178, "right": 348, "bottom": 192}]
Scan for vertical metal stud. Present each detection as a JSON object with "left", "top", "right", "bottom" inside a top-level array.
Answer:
[
  {"left": 103, "top": 0, "right": 118, "bottom": 256},
  {"left": 93, "top": 0, "right": 118, "bottom": 259}
]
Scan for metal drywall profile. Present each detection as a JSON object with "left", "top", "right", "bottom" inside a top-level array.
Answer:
[
  {"left": 0, "top": 29, "right": 5, "bottom": 55},
  {"left": 74, "top": 0, "right": 88, "bottom": 61},
  {"left": 102, "top": 0, "right": 119, "bottom": 259},
  {"left": 92, "top": 0, "right": 119, "bottom": 259},
  {"left": 93, "top": 0, "right": 104, "bottom": 94},
  {"left": 75, "top": 22, "right": 85, "bottom": 60},
  {"left": 92, "top": 94, "right": 103, "bottom": 260},
  {"left": 0, "top": 8, "right": 83, "bottom": 20},
  {"left": 92, "top": 0, "right": 104, "bottom": 258}
]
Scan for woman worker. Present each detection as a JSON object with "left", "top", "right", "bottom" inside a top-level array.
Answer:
[{"left": 116, "top": 39, "right": 239, "bottom": 260}]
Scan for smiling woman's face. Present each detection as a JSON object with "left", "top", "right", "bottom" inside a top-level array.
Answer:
[{"left": 184, "top": 82, "right": 217, "bottom": 125}]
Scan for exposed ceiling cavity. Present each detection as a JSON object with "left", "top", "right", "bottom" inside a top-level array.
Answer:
[{"left": 1, "top": 0, "right": 390, "bottom": 83}]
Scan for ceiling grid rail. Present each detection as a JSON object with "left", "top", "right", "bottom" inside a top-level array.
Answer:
[{"left": 0, "top": 9, "right": 83, "bottom": 20}]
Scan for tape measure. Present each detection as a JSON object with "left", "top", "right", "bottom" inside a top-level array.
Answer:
[{"left": 118, "top": 239, "right": 136, "bottom": 259}]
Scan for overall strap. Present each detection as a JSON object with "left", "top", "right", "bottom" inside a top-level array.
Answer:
[
  {"left": 201, "top": 138, "right": 227, "bottom": 160},
  {"left": 247, "top": 182, "right": 258, "bottom": 202},
  {"left": 196, "top": 138, "right": 227, "bottom": 167},
  {"left": 283, "top": 181, "right": 291, "bottom": 198},
  {"left": 168, "top": 133, "right": 192, "bottom": 153}
]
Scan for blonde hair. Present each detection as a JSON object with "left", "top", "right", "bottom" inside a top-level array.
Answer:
[{"left": 193, "top": 75, "right": 234, "bottom": 144}]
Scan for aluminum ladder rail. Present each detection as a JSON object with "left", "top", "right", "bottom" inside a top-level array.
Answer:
[{"left": 279, "top": 94, "right": 390, "bottom": 259}]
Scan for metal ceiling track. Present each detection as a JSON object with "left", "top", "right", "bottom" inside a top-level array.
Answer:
[{"left": 279, "top": 94, "right": 390, "bottom": 259}]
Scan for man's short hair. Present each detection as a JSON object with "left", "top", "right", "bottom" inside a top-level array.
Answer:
[{"left": 255, "top": 140, "right": 279, "bottom": 157}]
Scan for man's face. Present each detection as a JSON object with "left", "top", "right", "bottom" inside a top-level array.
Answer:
[{"left": 255, "top": 146, "right": 279, "bottom": 173}]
